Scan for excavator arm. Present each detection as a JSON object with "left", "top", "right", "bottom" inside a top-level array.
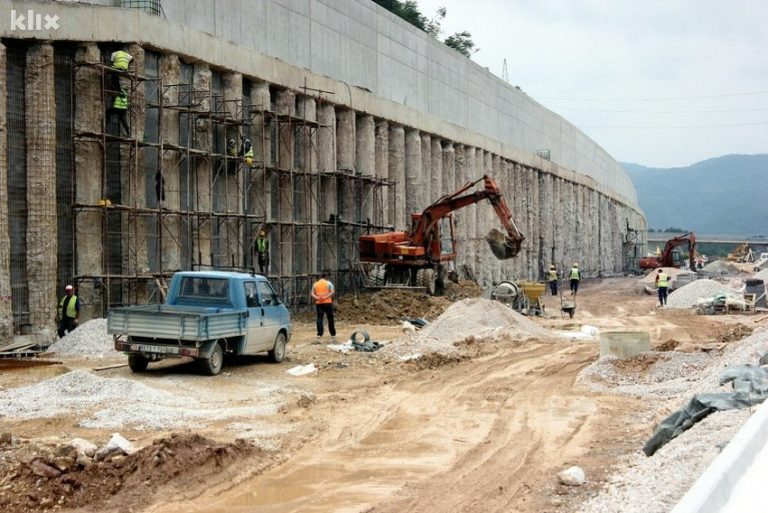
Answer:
[
  {"left": 659, "top": 232, "right": 696, "bottom": 268},
  {"left": 411, "top": 175, "right": 525, "bottom": 259}
]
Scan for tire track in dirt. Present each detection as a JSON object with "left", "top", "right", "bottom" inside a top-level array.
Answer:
[{"left": 147, "top": 339, "right": 641, "bottom": 513}]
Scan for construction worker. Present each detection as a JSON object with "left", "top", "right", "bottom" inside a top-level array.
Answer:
[
  {"left": 255, "top": 230, "right": 269, "bottom": 274},
  {"left": 547, "top": 264, "right": 558, "bottom": 296},
  {"left": 108, "top": 49, "right": 133, "bottom": 99},
  {"left": 241, "top": 138, "right": 253, "bottom": 167},
  {"left": 655, "top": 269, "right": 670, "bottom": 307},
  {"left": 108, "top": 87, "right": 130, "bottom": 136},
  {"left": 57, "top": 285, "right": 81, "bottom": 338},
  {"left": 569, "top": 263, "right": 581, "bottom": 296},
  {"left": 311, "top": 272, "right": 336, "bottom": 340}
]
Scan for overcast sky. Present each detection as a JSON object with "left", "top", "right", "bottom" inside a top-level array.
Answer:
[{"left": 414, "top": 0, "right": 768, "bottom": 168}]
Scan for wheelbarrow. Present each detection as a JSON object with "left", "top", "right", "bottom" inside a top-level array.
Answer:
[{"left": 560, "top": 294, "right": 576, "bottom": 319}]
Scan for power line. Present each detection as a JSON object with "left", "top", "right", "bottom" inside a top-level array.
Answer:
[
  {"left": 581, "top": 121, "right": 768, "bottom": 129},
  {"left": 538, "top": 90, "right": 768, "bottom": 101},
  {"left": 549, "top": 106, "right": 768, "bottom": 114}
]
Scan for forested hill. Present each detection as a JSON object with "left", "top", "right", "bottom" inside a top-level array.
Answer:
[{"left": 622, "top": 154, "right": 768, "bottom": 236}]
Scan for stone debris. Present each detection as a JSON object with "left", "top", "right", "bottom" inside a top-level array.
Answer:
[
  {"left": 0, "top": 370, "right": 281, "bottom": 430},
  {"left": 579, "top": 329, "right": 768, "bottom": 512},
  {"left": 70, "top": 438, "right": 98, "bottom": 458},
  {"left": 45, "top": 318, "right": 115, "bottom": 358},
  {"left": 666, "top": 279, "right": 741, "bottom": 309},
  {"left": 702, "top": 260, "right": 741, "bottom": 275},
  {"left": 95, "top": 433, "right": 137, "bottom": 461},
  {"left": 378, "top": 298, "right": 551, "bottom": 360},
  {"left": 558, "top": 465, "right": 586, "bottom": 486}
]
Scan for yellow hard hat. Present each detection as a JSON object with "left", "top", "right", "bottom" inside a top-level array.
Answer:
[{"left": 259, "top": 230, "right": 265, "bottom": 236}]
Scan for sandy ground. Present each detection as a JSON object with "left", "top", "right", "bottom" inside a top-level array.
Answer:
[{"left": 1, "top": 277, "right": 766, "bottom": 513}]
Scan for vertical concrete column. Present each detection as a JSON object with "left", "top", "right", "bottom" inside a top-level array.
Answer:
[
  {"left": 563, "top": 181, "right": 577, "bottom": 270},
  {"left": 159, "top": 54, "right": 181, "bottom": 272},
  {"left": 275, "top": 89, "right": 295, "bottom": 170},
  {"left": 513, "top": 164, "right": 527, "bottom": 278},
  {"left": 223, "top": 72, "right": 243, "bottom": 267},
  {"left": 574, "top": 183, "right": 585, "bottom": 272},
  {"left": 430, "top": 138, "right": 442, "bottom": 203},
  {"left": 539, "top": 172, "right": 554, "bottom": 280},
  {"left": 249, "top": 81, "right": 270, "bottom": 222},
  {"left": 404, "top": 129, "right": 422, "bottom": 219},
  {"left": 453, "top": 145, "right": 467, "bottom": 268},
  {"left": 125, "top": 44, "right": 148, "bottom": 303},
  {"left": 275, "top": 90, "right": 295, "bottom": 277},
  {"left": 501, "top": 159, "right": 517, "bottom": 280},
  {"left": 0, "top": 43, "right": 13, "bottom": 336},
  {"left": 530, "top": 169, "right": 541, "bottom": 280},
  {"left": 336, "top": 108, "right": 355, "bottom": 172},
  {"left": 420, "top": 133, "right": 432, "bottom": 207},
  {"left": 297, "top": 95, "right": 317, "bottom": 274},
  {"left": 388, "top": 125, "right": 405, "bottom": 230},
  {"left": 74, "top": 44, "right": 103, "bottom": 320},
  {"left": 440, "top": 141, "right": 454, "bottom": 199},
  {"left": 463, "top": 147, "right": 478, "bottom": 275},
  {"left": 490, "top": 154, "right": 502, "bottom": 285},
  {"left": 374, "top": 120, "right": 389, "bottom": 226},
  {"left": 193, "top": 63, "right": 212, "bottom": 266},
  {"left": 317, "top": 102, "right": 336, "bottom": 272},
  {"left": 25, "top": 43, "right": 57, "bottom": 330},
  {"left": 356, "top": 114, "right": 375, "bottom": 225},
  {"left": 551, "top": 177, "right": 563, "bottom": 270}
]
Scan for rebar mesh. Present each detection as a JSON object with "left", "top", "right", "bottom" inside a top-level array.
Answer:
[{"left": 55, "top": 45, "right": 76, "bottom": 296}]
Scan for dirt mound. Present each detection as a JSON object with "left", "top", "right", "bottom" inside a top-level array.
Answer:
[
  {"left": 717, "top": 324, "right": 754, "bottom": 343},
  {"left": 1, "top": 434, "right": 256, "bottom": 512},
  {"left": 325, "top": 281, "right": 482, "bottom": 325}
]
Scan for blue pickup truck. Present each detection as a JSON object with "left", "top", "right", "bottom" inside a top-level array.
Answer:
[{"left": 107, "top": 271, "right": 292, "bottom": 375}]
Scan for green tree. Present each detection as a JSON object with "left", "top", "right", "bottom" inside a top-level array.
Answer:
[
  {"left": 444, "top": 31, "right": 478, "bottom": 57},
  {"left": 373, "top": 1, "right": 477, "bottom": 58}
]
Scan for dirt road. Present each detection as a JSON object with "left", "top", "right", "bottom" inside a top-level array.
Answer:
[{"left": 1, "top": 277, "right": 763, "bottom": 513}]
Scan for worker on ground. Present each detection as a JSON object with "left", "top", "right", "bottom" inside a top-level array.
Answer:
[
  {"left": 255, "top": 230, "right": 269, "bottom": 274},
  {"left": 108, "top": 87, "right": 130, "bottom": 136},
  {"left": 655, "top": 269, "right": 669, "bottom": 307},
  {"left": 311, "top": 272, "right": 336, "bottom": 341},
  {"left": 569, "top": 263, "right": 581, "bottom": 296},
  {"left": 108, "top": 49, "right": 133, "bottom": 99},
  {"left": 57, "top": 285, "right": 81, "bottom": 338},
  {"left": 547, "top": 264, "right": 558, "bottom": 296}
]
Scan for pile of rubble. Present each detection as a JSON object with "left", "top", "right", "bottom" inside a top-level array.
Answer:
[
  {"left": 45, "top": 319, "right": 114, "bottom": 358},
  {"left": 666, "top": 279, "right": 741, "bottom": 309},
  {"left": 0, "top": 432, "right": 255, "bottom": 512}
]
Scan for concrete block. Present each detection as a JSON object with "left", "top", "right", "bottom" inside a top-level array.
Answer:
[{"left": 599, "top": 331, "right": 651, "bottom": 359}]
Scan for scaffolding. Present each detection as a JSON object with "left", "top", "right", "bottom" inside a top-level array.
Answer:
[{"left": 70, "top": 56, "right": 393, "bottom": 314}]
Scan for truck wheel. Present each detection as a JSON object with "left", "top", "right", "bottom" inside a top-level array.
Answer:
[
  {"left": 269, "top": 332, "right": 287, "bottom": 363},
  {"left": 199, "top": 342, "right": 224, "bottom": 376},
  {"left": 128, "top": 354, "right": 149, "bottom": 373}
]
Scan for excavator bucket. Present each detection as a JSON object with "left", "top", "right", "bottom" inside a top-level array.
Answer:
[{"left": 486, "top": 228, "right": 522, "bottom": 259}]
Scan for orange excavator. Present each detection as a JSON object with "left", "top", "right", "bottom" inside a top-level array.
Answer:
[
  {"left": 359, "top": 175, "right": 525, "bottom": 295},
  {"left": 639, "top": 232, "right": 696, "bottom": 270}
]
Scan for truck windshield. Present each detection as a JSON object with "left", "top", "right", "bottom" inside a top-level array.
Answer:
[{"left": 178, "top": 277, "right": 230, "bottom": 301}]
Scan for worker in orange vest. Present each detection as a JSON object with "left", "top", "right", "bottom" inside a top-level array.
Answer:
[{"left": 311, "top": 272, "right": 336, "bottom": 340}]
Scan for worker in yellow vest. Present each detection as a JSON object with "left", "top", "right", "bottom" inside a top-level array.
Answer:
[
  {"left": 57, "top": 285, "right": 81, "bottom": 338},
  {"left": 311, "top": 272, "right": 336, "bottom": 340},
  {"left": 547, "top": 264, "right": 558, "bottom": 296},
  {"left": 655, "top": 269, "right": 669, "bottom": 307},
  {"left": 108, "top": 49, "right": 133, "bottom": 98},
  {"left": 108, "top": 87, "right": 130, "bottom": 136},
  {"left": 255, "top": 230, "right": 269, "bottom": 274},
  {"left": 569, "top": 263, "right": 581, "bottom": 296}
]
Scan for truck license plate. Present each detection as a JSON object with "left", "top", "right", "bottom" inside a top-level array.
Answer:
[{"left": 130, "top": 344, "right": 180, "bottom": 355}]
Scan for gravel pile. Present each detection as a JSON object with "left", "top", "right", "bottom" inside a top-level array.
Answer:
[
  {"left": 702, "top": 260, "right": 741, "bottom": 275},
  {"left": 579, "top": 328, "right": 768, "bottom": 512},
  {"left": 0, "top": 370, "right": 282, "bottom": 430},
  {"left": 45, "top": 318, "right": 114, "bottom": 358},
  {"left": 377, "top": 298, "right": 551, "bottom": 359},
  {"left": 666, "top": 279, "right": 741, "bottom": 309}
]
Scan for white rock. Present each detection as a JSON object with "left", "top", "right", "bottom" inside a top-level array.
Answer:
[
  {"left": 581, "top": 325, "right": 600, "bottom": 337},
  {"left": 558, "top": 465, "right": 586, "bottom": 486},
  {"left": 286, "top": 363, "right": 317, "bottom": 377},
  {"left": 95, "top": 433, "right": 137, "bottom": 460},
  {"left": 70, "top": 437, "right": 98, "bottom": 458},
  {"left": 401, "top": 321, "right": 416, "bottom": 334}
]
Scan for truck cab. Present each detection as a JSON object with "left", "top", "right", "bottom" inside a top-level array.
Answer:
[{"left": 108, "top": 271, "right": 291, "bottom": 375}]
